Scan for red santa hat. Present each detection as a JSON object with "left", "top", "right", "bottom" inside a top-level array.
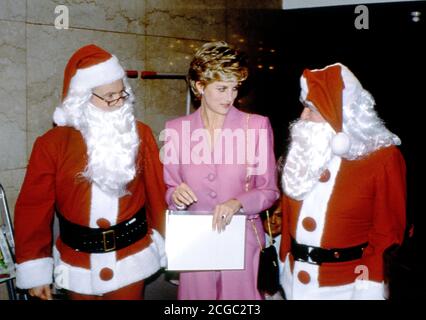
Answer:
[
  {"left": 300, "top": 63, "right": 363, "bottom": 156},
  {"left": 61, "top": 44, "right": 125, "bottom": 100}
]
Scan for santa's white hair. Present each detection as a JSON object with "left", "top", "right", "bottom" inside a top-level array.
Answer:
[
  {"left": 331, "top": 63, "right": 401, "bottom": 159},
  {"left": 53, "top": 78, "right": 140, "bottom": 197},
  {"left": 342, "top": 89, "right": 401, "bottom": 160}
]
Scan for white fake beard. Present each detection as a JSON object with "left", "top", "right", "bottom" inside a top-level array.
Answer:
[
  {"left": 78, "top": 102, "right": 139, "bottom": 197},
  {"left": 282, "top": 120, "right": 335, "bottom": 201}
]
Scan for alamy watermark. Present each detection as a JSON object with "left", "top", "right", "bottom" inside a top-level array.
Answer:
[
  {"left": 159, "top": 121, "right": 269, "bottom": 176},
  {"left": 54, "top": 5, "right": 69, "bottom": 30},
  {"left": 354, "top": 5, "right": 369, "bottom": 30}
]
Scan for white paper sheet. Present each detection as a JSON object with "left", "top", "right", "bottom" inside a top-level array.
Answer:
[{"left": 165, "top": 210, "right": 246, "bottom": 271}]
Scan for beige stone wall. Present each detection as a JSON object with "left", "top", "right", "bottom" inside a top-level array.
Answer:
[{"left": 0, "top": 0, "right": 282, "bottom": 300}]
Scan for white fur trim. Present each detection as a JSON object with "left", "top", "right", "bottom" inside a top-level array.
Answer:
[
  {"left": 295, "top": 156, "right": 341, "bottom": 247},
  {"left": 331, "top": 132, "right": 351, "bottom": 156},
  {"left": 50, "top": 183, "right": 166, "bottom": 295},
  {"left": 339, "top": 63, "right": 364, "bottom": 109},
  {"left": 300, "top": 62, "right": 364, "bottom": 111},
  {"left": 351, "top": 279, "right": 385, "bottom": 300},
  {"left": 52, "top": 229, "right": 165, "bottom": 295},
  {"left": 309, "top": 62, "right": 342, "bottom": 72},
  {"left": 300, "top": 76, "right": 308, "bottom": 101},
  {"left": 282, "top": 155, "right": 384, "bottom": 300},
  {"left": 90, "top": 250, "right": 116, "bottom": 294},
  {"left": 69, "top": 55, "right": 125, "bottom": 92},
  {"left": 15, "top": 257, "right": 54, "bottom": 289},
  {"left": 89, "top": 184, "right": 118, "bottom": 228},
  {"left": 283, "top": 156, "right": 346, "bottom": 299},
  {"left": 282, "top": 256, "right": 365, "bottom": 300},
  {"left": 299, "top": 73, "right": 328, "bottom": 112},
  {"left": 281, "top": 253, "right": 293, "bottom": 299},
  {"left": 299, "top": 62, "right": 343, "bottom": 105},
  {"left": 86, "top": 184, "right": 119, "bottom": 293},
  {"left": 151, "top": 228, "right": 167, "bottom": 268}
]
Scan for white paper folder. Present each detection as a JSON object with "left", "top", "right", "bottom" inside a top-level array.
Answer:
[{"left": 165, "top": 210, "right": 246, "bottom": 271}]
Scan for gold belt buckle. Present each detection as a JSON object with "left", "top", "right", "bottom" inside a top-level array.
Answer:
[{"left": 102, "top": 229, "right": 116, "bottom": 252}]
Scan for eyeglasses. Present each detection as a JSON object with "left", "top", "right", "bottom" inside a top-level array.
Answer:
[{"left": 92, "top": 89, "right": 130, "bottom": 107}]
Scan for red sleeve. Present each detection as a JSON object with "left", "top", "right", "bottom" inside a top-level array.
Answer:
[
  {"left": 14, "top": 136, "right": 56, "bottom": 264},
  {"left": 359, "top": 147, "right": 406, "bottom": 282},
  {"left": 141, "top": 125, "right": 167, "bottom": 237}
]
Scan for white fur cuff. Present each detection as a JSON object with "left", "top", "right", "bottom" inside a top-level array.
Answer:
[{"left": 15, "top": 257, "right": 54, "bottom": 289}]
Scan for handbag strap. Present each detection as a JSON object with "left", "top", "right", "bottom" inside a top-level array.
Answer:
[
  {"left": 250, "top": 210, "right": 273, "bottom": 250},
  {"left": 245, "top": 113, "right": 273, "bottom": 250},
  {"left": 250, "top": 219, "right": 264, "bottom": 250},
  {"left": 246, "top": 113, "right": 263, "bottom": 251},
  {"left": 265, "top": 210, "right": 273, "bottom": 246}
]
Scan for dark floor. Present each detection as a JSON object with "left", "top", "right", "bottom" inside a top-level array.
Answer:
[{"left": 144, "top": 270, "right": 178, "bottom": 300}]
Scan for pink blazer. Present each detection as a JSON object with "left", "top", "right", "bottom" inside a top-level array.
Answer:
[{"left": 163, "top": 106, "right": 279, "bottom": 215}]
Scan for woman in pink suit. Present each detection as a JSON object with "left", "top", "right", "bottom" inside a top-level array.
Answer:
[{"left": 162, "top": 41, "right": 280, "bottom": 300}]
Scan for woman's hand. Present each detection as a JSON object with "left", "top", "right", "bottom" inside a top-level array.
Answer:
[
  {"left": 172, "top": 183, "right": 197, "bottom": 209},
  {"left": 28, "top": 284, "right": 52, "bottom": 300},
  {"left": 212, "top": 199, "right": 242, "bottom": 233}
]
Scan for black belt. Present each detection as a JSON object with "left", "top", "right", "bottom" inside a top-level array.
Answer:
[
  {"left": 57, "top": 207, "right": 147, "bottom": 253},
  {"left": 291, "top": 237, "right": 368, "bottom": 265}
]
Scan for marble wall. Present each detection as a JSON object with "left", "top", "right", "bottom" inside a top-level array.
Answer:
[{"left": 0, "top": 0, "right": 282, "bottom": 299}]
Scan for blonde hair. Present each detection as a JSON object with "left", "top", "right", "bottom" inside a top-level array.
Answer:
[{"left": 188, "top": 41, "right": 248, "bottom": 99}]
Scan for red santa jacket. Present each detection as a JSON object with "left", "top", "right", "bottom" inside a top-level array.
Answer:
[
  {"left": 280, "top": 146, "right": 406, "bottom": 288},
  {"left": 14, "top": 121, "right": 166, "bottom": 294}
]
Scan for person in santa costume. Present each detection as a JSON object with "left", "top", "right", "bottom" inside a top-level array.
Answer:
[
  {"left": 279, "top": 63, "right": 406, "bottom": 299},
  {"left": 14, "top": 44, "right": 167, "bottom": 300}
]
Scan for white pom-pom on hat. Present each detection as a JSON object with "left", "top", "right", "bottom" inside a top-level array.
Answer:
[
  {"left": 331, "top": 132, "right": 351, "bottom": 156},
  {"left": 53, "top": 107, "right": 67, "bottom": 126}
]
